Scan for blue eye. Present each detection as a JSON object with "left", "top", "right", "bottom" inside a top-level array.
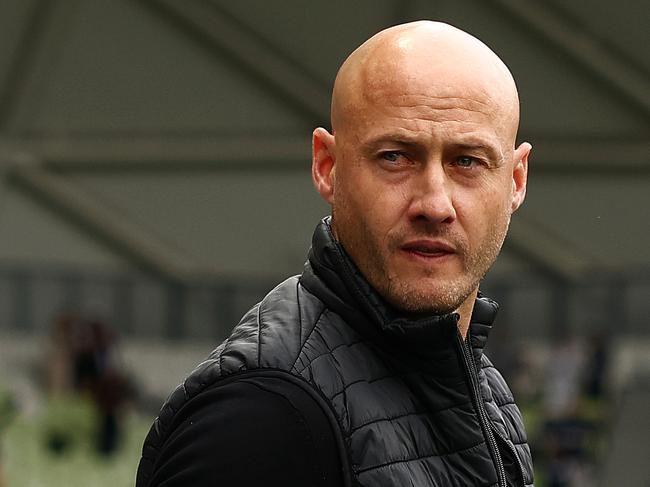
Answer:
[
  {"left": 456, "top": 156, "right": 476, "bottom": 168},
  {"left": 382, "top": 151, "right": 402, "bottom": 162}
]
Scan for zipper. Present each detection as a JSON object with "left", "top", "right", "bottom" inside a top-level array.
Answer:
[
  {"left": 492, "top": 424, "right": 527, "bottom": 487},
  {"left": 457, "top": 333, "right": 507, "bottom": 487}
]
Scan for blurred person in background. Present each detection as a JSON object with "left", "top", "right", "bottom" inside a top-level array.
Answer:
[
  {"left": 46, "top": 312, "right": 132, "bottom": 456},
  {"left": 539, "top": 334, "right": 611, "bottom": 487},
  {"left": 77, "top": 319, "right": 132, "bottom": 455},
  {"left": 543, "top": 338, "right": 585, "bottom": 419},
  {"left": 137, "top": 21, "right": 533, "bottom": 487}
]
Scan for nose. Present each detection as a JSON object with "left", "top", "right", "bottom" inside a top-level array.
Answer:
[{"left": 406, "top": 163, "right": 456, "bottom": 225}]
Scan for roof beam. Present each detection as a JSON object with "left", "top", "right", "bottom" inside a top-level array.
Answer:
[
  {"left": 0, "top": 134, "right": 310, "bottom": 171},
  {"left": 528, "top": 137, "right": 650, "bottom": 176},
  {"left": 0, "top": 0, "right": 56, "bottom": 129},
  {"left": 139, "top": 0, "right": 330, "bottom": 125},
  {"left": 488, "top": 0, "right": 650, "bottom": 119},
  {"left": 5, "top": 155, "right": 208, "bottom": 282},
  {"left": 505, "top": 217, "right": 606, "bottom": 282}
]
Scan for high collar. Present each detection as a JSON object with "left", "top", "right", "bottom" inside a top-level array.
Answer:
[{"left": 301, "top": 217, "right": 499, "bottom": 357}]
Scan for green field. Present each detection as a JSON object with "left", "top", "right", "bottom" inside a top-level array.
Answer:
[{"left": 2, "top": 399, "right": 152, "bottom": 487}]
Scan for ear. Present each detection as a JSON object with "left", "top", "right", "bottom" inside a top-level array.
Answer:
[
  {"left": 511, "top": 142, "right": 531, "bottom": 213},
  {"left": 312, "top": 127, "right": 337, "bottom": 204}
]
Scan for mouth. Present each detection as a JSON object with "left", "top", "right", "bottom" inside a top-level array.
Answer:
[{"left": 400, "top": 239, "right": 456, "bottom": 260}]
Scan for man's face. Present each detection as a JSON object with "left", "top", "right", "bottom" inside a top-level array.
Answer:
[{"left": 314, "top": 69, "right": 528, "bottom": 315}]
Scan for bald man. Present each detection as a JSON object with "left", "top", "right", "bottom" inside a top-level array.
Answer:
[{"left": 137, "top": 22, "right": 534, "bottom": 487}]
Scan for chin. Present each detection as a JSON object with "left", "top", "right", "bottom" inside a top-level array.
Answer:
[
  {"left": 383, "top": 271, "right": 478, "bottom": 314},
  {"left": 384, "top": 287, "right": 463, "bottom": 316}
]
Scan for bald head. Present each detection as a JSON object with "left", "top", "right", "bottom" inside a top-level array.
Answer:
[{"left": 331, "top": 21, "right": 521, "bottom": 146}]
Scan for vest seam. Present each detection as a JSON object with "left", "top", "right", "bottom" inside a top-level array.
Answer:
[
  {"left": 219, "top": 333, "right": 230, "bottom": 374},
  {"left": 296, "top": 279, "right": 304, "bottom": 352},
  {"left": 220, "top": 302, "right": 250, "bottom": 373},
  {"left": 328, "top": 374, "right": 395, "bottom": 401},
  {"left": 349, "top": 409, "right": 427, "bottom": 434},
  {"left": 289, "top": 306, "right": 329, "bottom": 371},
  {"left": 294, "top": 338, "right": 365, "bottom": 374},
  {"left": 348, "top": 393, "right": 479, "bottom": 435},
  {"left": 355, "top": 438, "right": 488, "bottom": 474},
  {"left": 256, "top": 298, "right": 262, "bottom": 367}
]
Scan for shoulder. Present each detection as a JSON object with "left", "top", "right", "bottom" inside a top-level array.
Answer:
[
  {"left": 219, "top": 275, "right": 357, "bottom": 376},
  {"left": 138, "top": 276, "right": 352, "bottom": 486},
  {"left": 203, "top": 275, "right": 329, "bottom": 375},
  {"left": 137, "top": 371, "right": 345, "bottom": 487}
]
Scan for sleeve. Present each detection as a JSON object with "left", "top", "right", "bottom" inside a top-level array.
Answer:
[{"left": 140, "top": 375, "right": 344, "bottom": 487}]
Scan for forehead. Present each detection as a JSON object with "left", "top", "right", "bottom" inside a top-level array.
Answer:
[
  {"left": 351, "top": 81, "right": 505, "bottom": 142},
  {"left": 337, "top": 54, "right": 516, "bottom": 147}
]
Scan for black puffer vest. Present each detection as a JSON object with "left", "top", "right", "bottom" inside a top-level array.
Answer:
[{"left": 139, "top": 218, "right": 534, "bottom": 486}]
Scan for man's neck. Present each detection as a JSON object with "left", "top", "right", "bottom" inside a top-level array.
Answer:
[{"left": 456, "top": 288, "right": 479, "bottom": 339}]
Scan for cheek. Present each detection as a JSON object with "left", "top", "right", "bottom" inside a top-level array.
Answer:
[
  {"left": 456, "top": 183, "right": 511, "bottom": 234},
  {"left": 348, "top": 190, "right": 400, "bottom": 238},
  {"left": 338, "top": 164, "right": 409, "bottom": 225},
  {"left": 368, "top": 183, "right": 412, "bottom": 238},
  {"left": 481, "top": 174, "right": 513, "bottom": 211}
]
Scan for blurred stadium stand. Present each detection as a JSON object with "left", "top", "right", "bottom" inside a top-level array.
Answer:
[{"left": 0, "top": 0, "right": 648, "bottom": 485}]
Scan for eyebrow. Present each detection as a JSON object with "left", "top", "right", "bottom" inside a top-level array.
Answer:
[
  {"left": 450, "top": 142, "right": 505, "bottom": 164},
  {"left": 361, "top": 134, "right": 505, "bottom": 164},
  {"left": 360, "top": 134, "right": 424, "bottom": 152}
]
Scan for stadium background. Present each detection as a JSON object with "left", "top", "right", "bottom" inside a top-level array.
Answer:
[{"left": 0, "top": 0, "right": 648, "bottom": 485}]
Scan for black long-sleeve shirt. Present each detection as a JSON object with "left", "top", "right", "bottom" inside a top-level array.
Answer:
[{"left": 142, "top": 375, "right": 344, "bottom": 486}]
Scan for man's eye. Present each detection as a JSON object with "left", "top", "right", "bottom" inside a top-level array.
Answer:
[
  {"left": 456, "top": 156, "right": 477, "bottom": 168},
  {"left": 381, "top": 151, "right": 403, "bottom": 163}
]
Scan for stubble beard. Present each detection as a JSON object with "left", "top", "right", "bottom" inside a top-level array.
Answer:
[
  {"left": 383, "top": 218, "right": 509, "bottom": 315},
  {"left": 333, "top": 206, "right": 511, "bottom": 316}
]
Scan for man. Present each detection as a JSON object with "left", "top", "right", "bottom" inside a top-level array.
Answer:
[{"left": 137, "top": 21, "right": 533, "bottom": 486}]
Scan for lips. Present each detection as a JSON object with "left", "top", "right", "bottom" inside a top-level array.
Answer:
[{"left": 400, "top": 239, "right": 456, "bottom": 258}]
